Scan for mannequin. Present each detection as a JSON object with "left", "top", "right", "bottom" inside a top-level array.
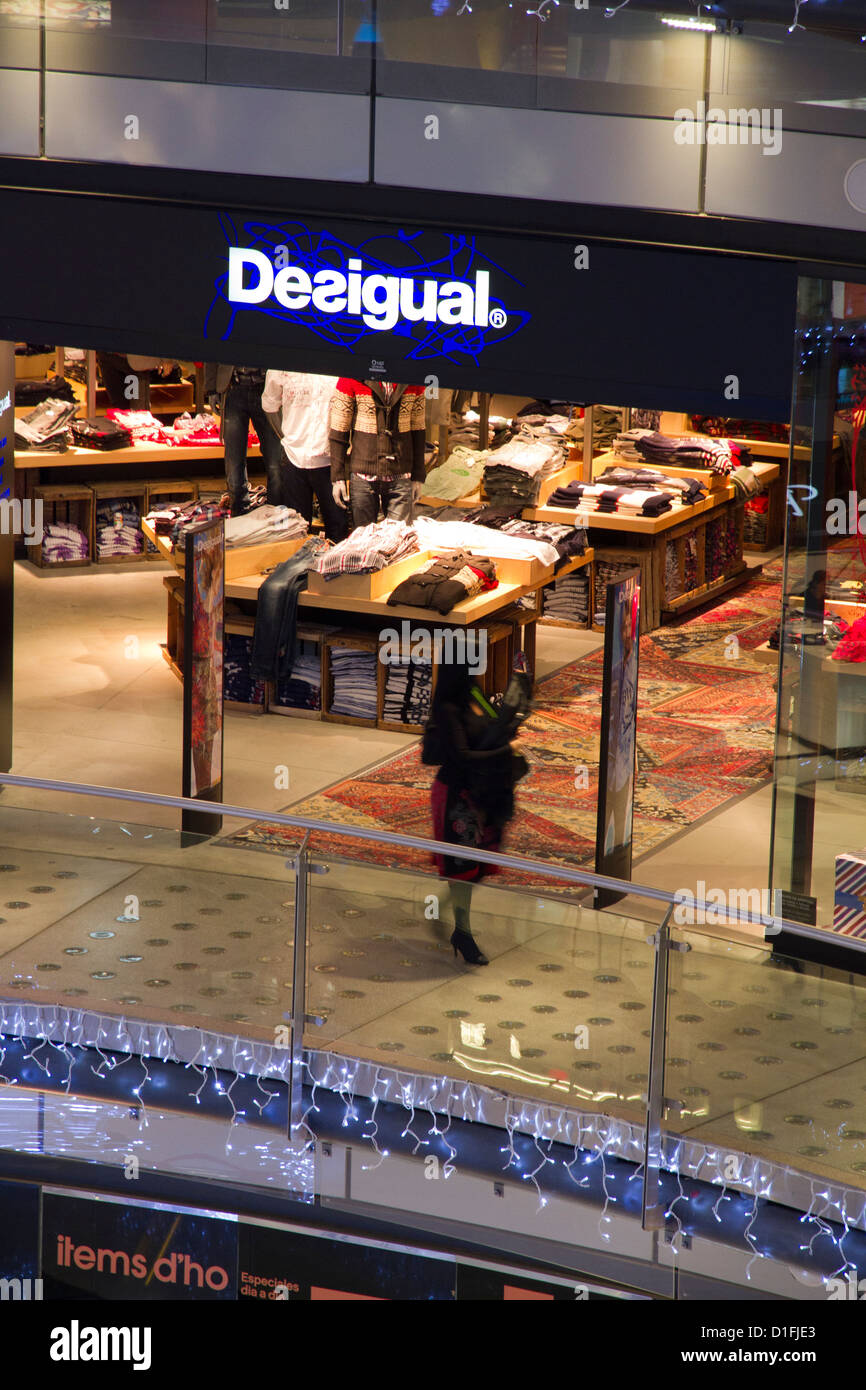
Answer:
[
  {"left": 262, "top": 370, "right": 347, "bottom": 543},
  {"left": 329, "top": 378, "right": 426, "bottom": 528},
  {"left": 203, "top": 363, "right": 285, "bottom": 516}
]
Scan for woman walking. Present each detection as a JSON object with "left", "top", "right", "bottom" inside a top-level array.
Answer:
[{"left": 424, "top": 657, "right": 528, "bottom": 965}]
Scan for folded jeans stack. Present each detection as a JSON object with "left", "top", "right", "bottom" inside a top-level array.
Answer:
[
  {"left": 224, "top": 634, "right": 266, "bottom": 706},
  {"left": 383, "top": 660, "right": 433, "bottom": 725},
  {"left": 329, "top": 647, "right": 378, "bottom": 719},
  {"left": 14, "top": 375, "right": 77, "bottom": 407},
  {"left": 274, "top": 650, "right": 323, "bottom": 711}
]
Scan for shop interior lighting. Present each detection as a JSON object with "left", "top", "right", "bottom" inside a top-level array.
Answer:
[{"left": 659, "top": 14, "right": 718, "bottom": 30}]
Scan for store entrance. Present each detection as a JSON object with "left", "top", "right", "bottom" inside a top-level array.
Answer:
[{"left": 3, "top": 337, "right": 791, "bottom": 937}]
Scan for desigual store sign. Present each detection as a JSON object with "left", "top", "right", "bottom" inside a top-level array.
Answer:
[{"left": 0, "top": 189, "right": 796, "bottom": 415}]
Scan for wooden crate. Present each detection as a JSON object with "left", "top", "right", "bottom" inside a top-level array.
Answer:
[
  {"left": 267, "top": 623, "right": 335, "bottom": 720},
  {"left": 90, "top": 479, "right": 148, "bottom": 564},
  {"left": 592, "top": 546, "right": 657, "bottom": 635},
  {"left": 322, "top": 632, "right": 380, "bottom": 726},
  {"left": 31, "top": 483, "right": 93, "bottom": 568}
]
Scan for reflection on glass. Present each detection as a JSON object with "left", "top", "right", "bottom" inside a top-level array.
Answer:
[
  {"left": 304, "top": 855, "right": 654, "bottom": 1119},
  {"left": 665, "top": 927, "right": 866, "bottom": 1190},
  {"left": 771, "top": 278, "right": 866, "bottom": 928}
]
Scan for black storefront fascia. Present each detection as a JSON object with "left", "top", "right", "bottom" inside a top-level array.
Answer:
[{"left": 0, "top": 186, "right": 798, "bottom": 414}]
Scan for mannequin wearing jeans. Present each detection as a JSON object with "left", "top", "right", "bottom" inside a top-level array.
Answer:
[{"left": 206, "top": 365, "right": 286, "bottom": 516}]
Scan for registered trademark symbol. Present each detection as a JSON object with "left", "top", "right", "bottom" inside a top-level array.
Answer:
[{"left": 489, "top": 307, "right": 507, "bottom": 329}]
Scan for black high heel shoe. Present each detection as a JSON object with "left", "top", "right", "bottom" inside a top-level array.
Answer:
[{"left": 450, "top": 928, "right": 489, "bottom": 966}]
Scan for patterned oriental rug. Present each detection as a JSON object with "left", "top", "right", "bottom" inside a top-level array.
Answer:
[{"left": 225, "top": 559, "right": 785, "bottom": 887}]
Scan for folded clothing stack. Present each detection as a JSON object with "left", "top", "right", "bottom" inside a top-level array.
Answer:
[
  {"left": 422, "top": 445, "right": 488, "bottom": 501},
  {"left": 594, "top": 557, "right": 639, "bottom": 627},
  {"left": 167, "top": 500, "right": 228, "bottom": 549},
  {"left": 14, "top": 398, "right": 77, "bottom": 453},
  {"left": 414, "top": 515, "right": 558, "bottom": 568},
  {"left": 611, "top": 428, "right": 655, "bottom": 462},
  {"left": 41, "top": 521, "right": 88, "bottom": 564},
  {"left": 224, "top": 634, "right": 265, "bottom": 706},
  {"left": 634, "top": 432, "right": 752, "bottom": 477},
  {"left": 314, "top": 519, "right": 418, "bottom": 580},
  {"left": 96, "top": 497, "right": 143, "bottom": 559},
  {"left": 483, "top": 432, "right": 566, "bottom": 507},
  {"left": 274, "top": 651, "right": 322, "bottom": 712},
  {"left": 832, "top": 617, "right": 866, "bottom": 664},
  {"left": 543, "top": 570, "right": 590, "bottom": 624},
  {"left": 387, "top": 551, "right": 497, "bottom": 614},
  {"left": 224, "top": 504, "right": 308, "bottom": 549},
  {"left": 105, "top": 408, "right": 174, "bottom": 445},
  {"left": 169, "top": 413, "right": 258, "bottom": 449},
  {"left": 14, "top": 375, "right": 77, "bottom": 407},
  {"left": 70, "top": 416, "right": 133, "bottom": 451},
  {"left": 691, "top": 415, "right": 788, "bottom": 443},
  {"left": 546, "top": 480, "right": 674, "bottom": 517},
  {"left": 329, "top": 648, "right": 378, "bottom": 720},
  {"left": 595, "top": 465, "right": 705, "bottom": 505},
  {"left": 464, "top": 505, "right": 588, "bottom": 566},
  {"left": 383, "top": 661, "right": 433, "bottom": 725}
]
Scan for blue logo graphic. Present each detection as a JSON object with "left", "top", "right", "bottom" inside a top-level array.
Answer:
[
  {"left": 205, "top": 217, "right": 531, "bottom": 366},
  {"left": 0, "top": 437, "right": 8, "bottom": 502}
]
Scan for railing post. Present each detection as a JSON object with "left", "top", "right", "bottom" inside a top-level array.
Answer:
[
  {"left": 288, "top": 832, "right": 310, "bottom": 1141},
  {"left": 642, "top": 903, "right": 680, "bottom": 1230}
]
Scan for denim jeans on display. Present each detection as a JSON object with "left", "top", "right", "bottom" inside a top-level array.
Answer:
[
  {"left": 249, "top": 538, "right": 325, "bottom": 683},
  {"left": 222, "top": 379, "right": 286, "bottom": 514},
  {"left": 349, "top": 474, "right": 414, "bottom": 528},
  {"left": 282, "top": 461, "right": 348, "bottom": 543}
]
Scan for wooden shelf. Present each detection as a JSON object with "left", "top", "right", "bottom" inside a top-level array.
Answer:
[{"left": 15, "top": 440, "right": 259, "bottom": 468}]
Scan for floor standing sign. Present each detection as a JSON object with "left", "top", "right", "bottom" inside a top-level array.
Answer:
[
  {"left": 182, "top": 516, "right": 225, "bottom": 839},
  {"left": 594, "top": 571, "right": 641, "bottom": 908}
]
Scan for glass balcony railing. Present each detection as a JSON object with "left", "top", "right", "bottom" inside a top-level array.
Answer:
[{"left": 2, "top": 767, "right": 865, "bottom": 1230}]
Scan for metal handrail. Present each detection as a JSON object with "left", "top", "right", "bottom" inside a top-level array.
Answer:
[{"left": 0, "top": 770, "right": 855, "bottom": 947}]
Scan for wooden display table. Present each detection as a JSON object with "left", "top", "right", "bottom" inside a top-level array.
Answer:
[{"left": 151, "top": 523, "right": 590, "bottom": 729}]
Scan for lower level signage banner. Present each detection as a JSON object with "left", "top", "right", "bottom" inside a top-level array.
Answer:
[{"left": 42, "top": 1192, "right": 238, "bottom": 1301}]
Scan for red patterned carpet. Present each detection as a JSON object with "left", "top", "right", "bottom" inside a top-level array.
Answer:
[{"left": 227, "top": 561, "right": 784, "bottom": 885}]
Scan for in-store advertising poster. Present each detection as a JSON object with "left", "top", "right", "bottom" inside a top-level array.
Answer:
[
  {"left": 595, "top": 571, "right": 641, "bottom": 908},
  {"left": 182, "top": 515, "right": 224, "bottom": 837},
  {"left": 42, "top": 1193, "right": 238, "bottom": 1301},
  {"left": 238, "top": 1220, "right": 456, "bottom": 1301}
]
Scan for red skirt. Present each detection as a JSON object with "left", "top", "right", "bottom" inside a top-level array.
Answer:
[{"left": 430, "top": 778, "right": 502, "bottom": 882}]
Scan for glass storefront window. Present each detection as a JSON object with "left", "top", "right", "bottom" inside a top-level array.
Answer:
[{"left": 771, "top": 277, "right": 866, "bottom": 930}]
